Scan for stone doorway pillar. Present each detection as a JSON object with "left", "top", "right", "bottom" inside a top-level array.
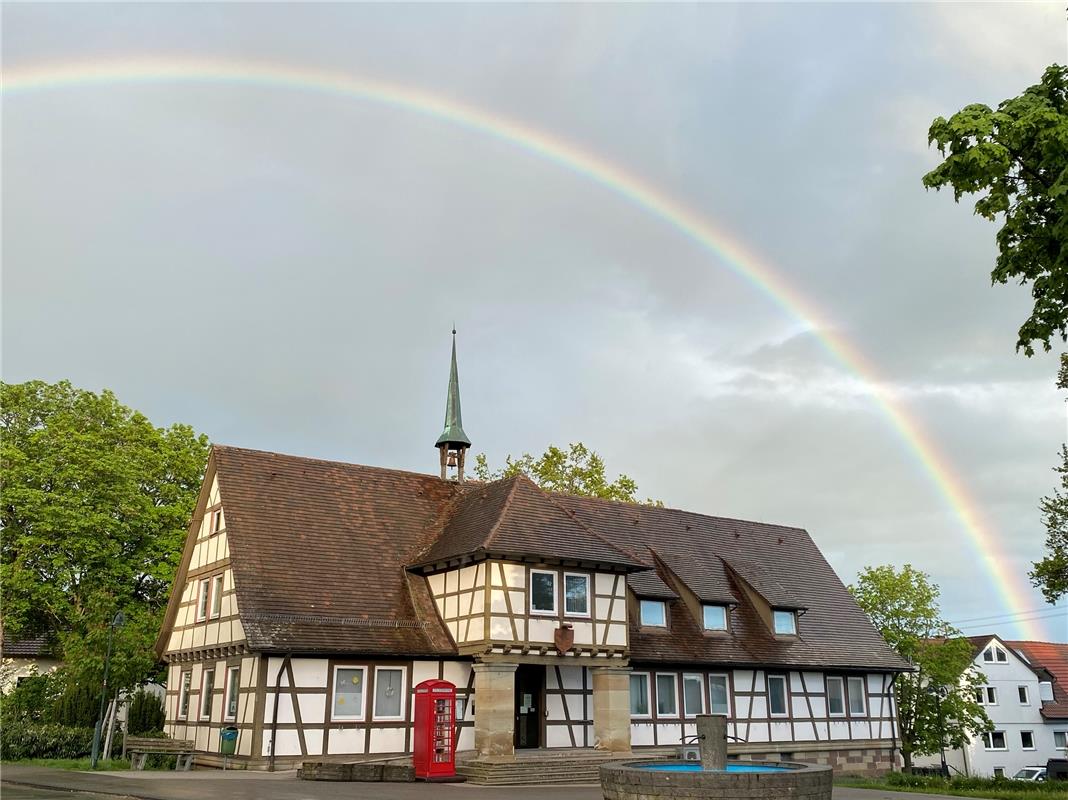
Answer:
[
  {"left": 473, "top": 662, "right": 518, "bottom": 760},
  {"left": 592, "top": 665, "right": 632, "bottom": 752}
]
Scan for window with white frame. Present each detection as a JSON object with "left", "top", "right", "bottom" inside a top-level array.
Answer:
[
  {"left": 985, "top": 686, "right": 998, "bottom": 705},
  {"left": 683, "top": 674, "right": 705, "bottom": 717},
  {"left": 847, "top": 676, "right": 866, "bottom": 715},
  {"left": 211, "top": 508, "right": 223, "bottom": 534},
  {"left": 656, "top": 673, "right": 678, "bottom": 717},
  {"left": 197, "top": 578, "right": 211, "bottom": 621},
  {"left": 993, "top": 768, "right": 1005, "bottom": 778},
  {"left": 773, "top": 610, "right": 796, "bottom": 635},
  {"left": 332, "top": 666, "right": 367, "bottom": 720},
  {"left": 178, "top": 672, "right": 192, "bottom": 719},
  {"left": 211, "top": 574, "right": 224, "bottom": 619},
  {"left": 630, "top": 672, "right": 650, "bottom": 717},
  {"left": 200, "top": 668, "right": 215, "bottom": 720},
  {"left": 827, "top": 676, "right": 846, "bottom": 716},
  {"left": 1020, "top": 730, "right": 1035, "bottom": 750},
  {"left": 373, "top": 667, "right": 405, "bottom": 720},
  {"left": 455, "top": 697, "right": 466, "bottom": 722},
  {"left": 983, "top": 644, "right": 1008, "bottom": 663},
  {"left": 1040, "top": 681, "right": 1055, "bottom": 702},
  {"left": 702, "top": 605, "right": 727, "bottom": 631},
  {"left": 709, "top": 674, "right": 730, "bottom": 716},
  {"left": 640, "top": 599, "right": 666, "bottom": 627},
  {"left": 224, "top": 665, "right": 240, "bottom": 720},
  {"left": 982, "top": 731, "right": 1007, "bottom": 750},
  {"left": 1018, "top": 685, "right": 1030, "bottom": 705},
  {"left": 1054, "top": 730, "right": 1067, "bottom": 749},
  {"left": 768, "top": 674, "right": 788, "bottom": 716},
  {"left": 564, "top": 573, "right": 590, "bottom": 617},
  {"left": 529, "top": 570, "right": 557, "bottom": 615}
]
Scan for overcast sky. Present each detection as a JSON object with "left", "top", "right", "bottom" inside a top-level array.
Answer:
[{"left": 4, "top": 2, "right": 1066, "bottom": 641}]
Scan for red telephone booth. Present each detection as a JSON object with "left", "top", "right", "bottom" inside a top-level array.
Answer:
[{"left": 413, "top": 679, "right": 457, "bottom": 780}]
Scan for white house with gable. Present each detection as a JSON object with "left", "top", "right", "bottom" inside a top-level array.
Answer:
[{"left": 916, "top": 635, "right": 1068, "bottom": 778}]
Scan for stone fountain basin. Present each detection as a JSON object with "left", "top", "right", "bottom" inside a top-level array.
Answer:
[{"left": 600, "top": 760, "right": 833, "bottom": 800}]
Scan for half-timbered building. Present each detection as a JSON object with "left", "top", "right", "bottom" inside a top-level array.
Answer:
[{"left": 156, "top": 336, "right": 909, "bottom": 772}]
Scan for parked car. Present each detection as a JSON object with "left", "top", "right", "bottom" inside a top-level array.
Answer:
[{"left": 1011, "top": 767, "right": 1047, "bottom": 782}]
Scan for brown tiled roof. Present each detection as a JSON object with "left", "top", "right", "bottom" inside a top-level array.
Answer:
[
  {"left": 627, "top": 570, "right": 679, "bottom": 599},
  {"left": 178, "top": 446, "right": 907, "bottom": 671},
  {"left": 654, "top": 550, "right": 739, "bottom": 606},
  {"left": 722, "top": 557, "right": 805, "bottom": 610},
  {"left": 555, "top": 495, "right": 909, "bottom": 671},
  {"left": 414, "top": 475, "right": 644, "bottom": 570},
  {"left": 0, "top": 633, "right": 57, "bottom": 658},
  {"left": 214, "top": 446, "right": 456, "bottom": 656},
  {"left": 1007, "top": 640, "right": 1068, "bottom": 719}
]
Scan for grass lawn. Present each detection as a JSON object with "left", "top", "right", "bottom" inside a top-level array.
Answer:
[
  {"left": 835, "top": 776, "right": 1060, "bottom": 800},
  {"left": 6, "top": 757, "right": 131, "bottom": 770}
]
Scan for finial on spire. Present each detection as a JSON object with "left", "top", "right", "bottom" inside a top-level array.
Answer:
[{"left": 436, "top": 328, "right": 471, "bottom": 481}]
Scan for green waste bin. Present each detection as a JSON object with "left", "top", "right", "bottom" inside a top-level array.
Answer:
[{"left": 220, "top": 726, "right": 239, "bottom": 756}]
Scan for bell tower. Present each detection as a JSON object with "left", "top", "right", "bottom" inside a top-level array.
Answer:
[{"left": 435, "top": 329, "right": 471, "bottom": 481}]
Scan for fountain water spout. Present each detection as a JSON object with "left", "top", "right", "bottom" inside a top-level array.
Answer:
[{"left": 694, "top": 715, "right": 727, "bottom": 771}]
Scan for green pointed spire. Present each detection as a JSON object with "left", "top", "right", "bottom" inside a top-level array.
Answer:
[{"left": 435, "top": 329, "right": 471, "bottom": 449}]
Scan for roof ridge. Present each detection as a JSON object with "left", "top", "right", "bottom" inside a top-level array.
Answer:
[
  {"left": 540, "top": 487, "right": 648, "bottom": 566},
  {"left": 213, "top": 444, "right": 460, "bottom": 486},
  {"left": 559, "top": 490, "right": 809, "bottom": 533},
  {"left": 481, "top": 474, "right": 525, "bottom": 552}
]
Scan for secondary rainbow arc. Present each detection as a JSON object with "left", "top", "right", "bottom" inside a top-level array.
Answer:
[{"left": 3, "top": 56, "right": 1045, "bottom": 638}]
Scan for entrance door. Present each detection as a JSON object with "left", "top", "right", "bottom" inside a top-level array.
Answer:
[{"left": 514, "top": 665, "right": 543, "bottom": 749}]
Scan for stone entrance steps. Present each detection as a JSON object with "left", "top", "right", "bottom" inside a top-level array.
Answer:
[{"left": 458, "top": 749, "right": 674, "bottom": 786}]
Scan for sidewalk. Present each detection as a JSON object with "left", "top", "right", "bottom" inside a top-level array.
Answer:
[
  {"left": 0, "top": 764, "right": 977, "bottom": 800},
  {"left": 0, "top": 764, "right": 601, "bottom": 800}
]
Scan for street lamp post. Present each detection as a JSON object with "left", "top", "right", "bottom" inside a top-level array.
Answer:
[
  {"left": 931, "top": 685, "right": 949, "bottom": 778},
  {"left": 90, "top": 611, "right": 125, "bottom": 769}
]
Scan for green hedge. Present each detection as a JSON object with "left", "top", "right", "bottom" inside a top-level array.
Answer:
[
  {"left": 0, "top": 722, "right": 96, "bottom": 760},
  {"left": 887, "top": 773, "right": 1065, "bottom": 794}
]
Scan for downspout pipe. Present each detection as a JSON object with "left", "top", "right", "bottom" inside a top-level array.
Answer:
[{"left": 268, "top": 653, "right": 293, "bottom": 773}]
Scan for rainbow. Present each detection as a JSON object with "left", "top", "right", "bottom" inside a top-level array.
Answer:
[{"left": 4, "top": 57, "right": 1049, "bottom": 638}]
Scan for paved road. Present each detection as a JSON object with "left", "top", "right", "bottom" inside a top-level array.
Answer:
[{"left": 0, "top": 765, "right": 973, "bottom": 800}]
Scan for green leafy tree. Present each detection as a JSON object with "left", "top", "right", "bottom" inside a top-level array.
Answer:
[
  {"left": 1, "top": 380, "right": 210, "bottom": 691},
  {"left": 473, "top": 442, "right": 661, "bottom": 505},
  {"left": 1032, "top": 354, "right": 1068, "bottom": 603},
  {"left": 923, "top": 64, "right": 1068, "bottom": 356},
  {"left": 850, "top": 565, "right": 991, "bottom": 772}
]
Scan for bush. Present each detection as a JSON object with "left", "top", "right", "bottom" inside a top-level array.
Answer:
[
  {"left": 46, "top": 679, "right": 99, "bottom": 728},
  {"left": 886, "top": 772, "right": 1067, "bottom": 795},
  {"left": 126, "top": 689, "right": 165, "bottom": 735},
  {"left": 0, "top": 674, "right": 53, "bottom": 723},
  {"left": 0, "top": 722, "right": 95, "bottom": 760}
]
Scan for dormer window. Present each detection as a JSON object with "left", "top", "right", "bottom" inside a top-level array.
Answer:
[
  {"left": 640, "top": 599, "right": 667, "bottom": 627},
  {"left": 702, "top": 604, "right": 727, "bottom": 631},
  {"left": 983, "top": 644, "right": 1008, "bottom": 663},
  {"left": 773, "top": 609, "right": 797, "bottom": 635},
  {"left": 529, "top": 569, "right": 557, "bottom": 615}
]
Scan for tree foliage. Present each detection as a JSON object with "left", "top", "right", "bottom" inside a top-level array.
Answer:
[
  {"left": 1032, "top": 354, "right": 1068, "bottom": 603},
  {"left": 473, "top": 442, "right": 660, "bottom": 505},
  {"left": 850, "top": 565, "right": 991, "bottom": 771},
  {"left": 923, "top": 64, "right": 1068, "bottom": 356},
  {"left": 1, "top": 380, "right": 210, "bottom": 691}
]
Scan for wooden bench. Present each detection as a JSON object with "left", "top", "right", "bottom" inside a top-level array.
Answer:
[{"left": 125, "top": 737, "right": 195, "bottom": 771}]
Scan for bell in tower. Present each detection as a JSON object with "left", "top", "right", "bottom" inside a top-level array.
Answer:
[{"left": 435, "top": 329, "right": 471, "bottom": 481}]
